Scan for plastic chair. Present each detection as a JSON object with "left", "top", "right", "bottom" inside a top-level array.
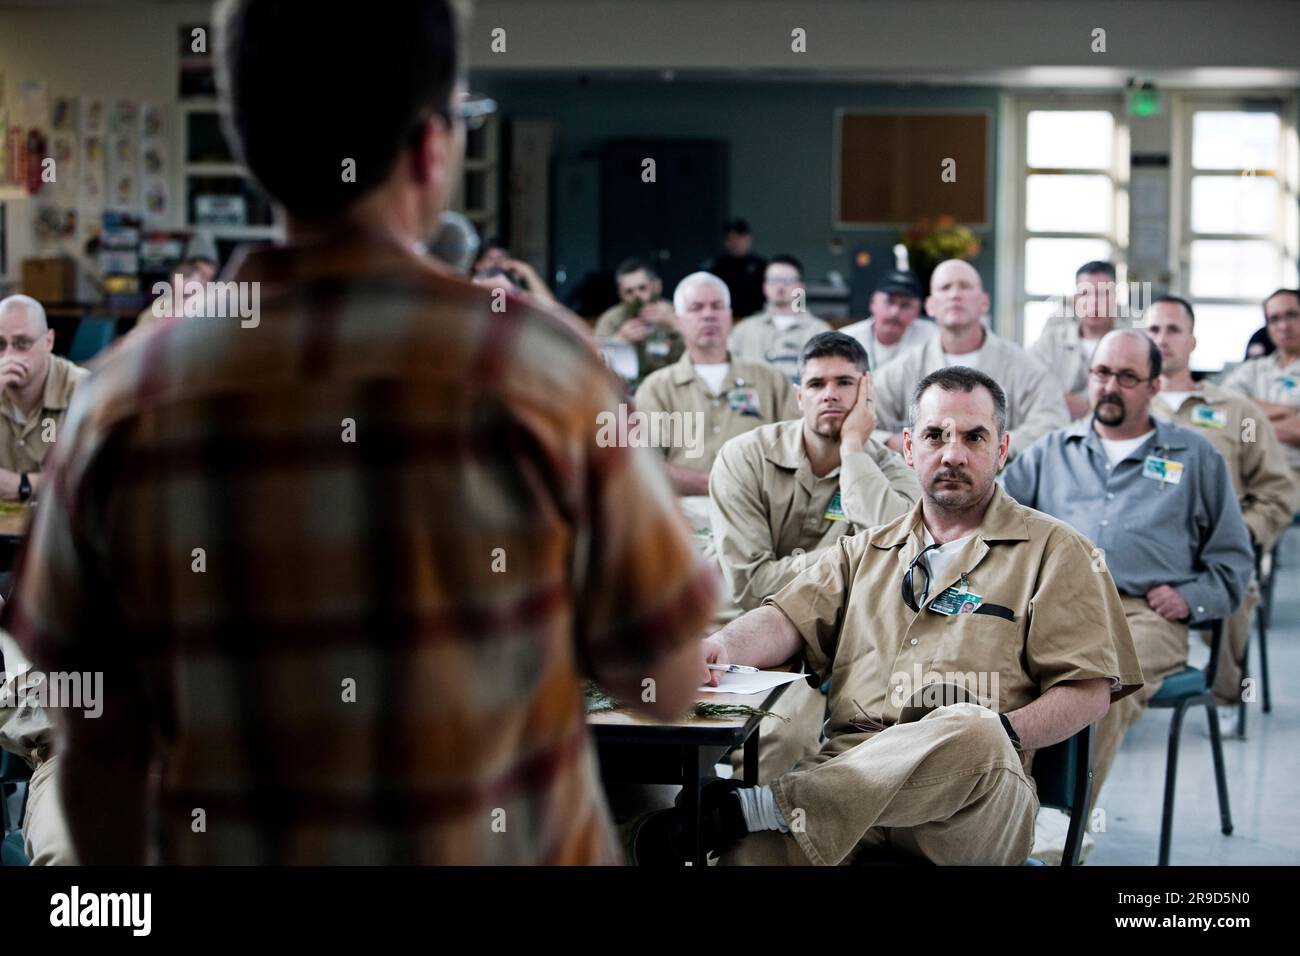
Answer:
[
  {"left": 67, "top": 315, "right": 118, "bottom": 364},
  {"left": 1147, "top": 619, "right": 1233, "bottom": 866}
]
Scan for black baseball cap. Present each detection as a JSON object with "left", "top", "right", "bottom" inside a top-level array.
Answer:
[{"left": 876, "top": 270, "right": 923, "bottom": 299}]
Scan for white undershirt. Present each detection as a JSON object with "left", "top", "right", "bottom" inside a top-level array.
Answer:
[
  {"left": 695, "top": 362, "right": 731, "bottom": 395},
  {"left": 943, "top": 348, "right": 982, "bottom": 370},
  {"left": 921, "top": 529, "right": 977, "bottom": 588},
  {"left": 771, "top": 314, "right": 801, "bottom": 332},
  {"left": 1078, "top": 338, "right": 1101, "bottom": 362},
  {"left": 1158, "top": 390, "right": 1196, "bottom": 412},
  {"left": 1099, "top": 428, "right": 1155, "bottom": 466}
]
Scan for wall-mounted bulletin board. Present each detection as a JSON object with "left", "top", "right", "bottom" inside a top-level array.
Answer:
[{"left": 835, "top": 110, "right": 991, "bottom": 228}]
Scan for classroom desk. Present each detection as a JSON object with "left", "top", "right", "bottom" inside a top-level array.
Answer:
[{"left": 588, "top": 667, "right": 804, "bottom": 865}]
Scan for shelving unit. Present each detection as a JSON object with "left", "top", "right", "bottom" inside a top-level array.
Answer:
[
  {"left": 453, "top": 115, "right": 500, "bottom": 242},
  {"left": 177, "top": 30, "right": 280, "bottom": 249}
]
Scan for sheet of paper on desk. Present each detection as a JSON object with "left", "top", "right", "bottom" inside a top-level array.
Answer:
[{"left": 698, "top": 670, "right": 805, "bottom": 695}]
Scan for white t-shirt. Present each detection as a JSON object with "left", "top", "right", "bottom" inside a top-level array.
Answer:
[
  {"left": 943, "top": 348, "right": 982, "bottom": 370},
  {"left": 1158, "top": 390, "right": 1196, "bottom": 412},
  {"left": 771, "top": 313, "right": 802, "bottom": 332},
  {"left": 1099, "top": 429, "right": 1155, "bottom": 467},
  {"left": 695, "top": 362, "right": 730, "bottom": 395},
  {"left": 921, "top": 529, "right": 977, "bottom": 588},
  {"left": 1078, "top": 337, "right": 1101, "bottom": 363}
]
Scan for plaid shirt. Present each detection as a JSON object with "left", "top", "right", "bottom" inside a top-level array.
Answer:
[{"left": 2, "top": 229, "right": 717, "bottom": 864}]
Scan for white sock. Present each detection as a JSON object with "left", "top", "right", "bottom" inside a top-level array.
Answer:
[{"left": 737, "top": 785, "right": 790, "bottom": 833}]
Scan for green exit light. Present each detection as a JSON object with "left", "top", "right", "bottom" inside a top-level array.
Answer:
[{"left": 1128, "top": 88, "right": 1162, "bottom": 117}]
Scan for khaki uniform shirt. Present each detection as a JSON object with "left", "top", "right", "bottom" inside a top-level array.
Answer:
[
  {"left": 872, "top": 327, "right": 1068, "bottom": 456},
  {"left": 0, "top": 354, "right": 89, "bottom": 473},
  {"left": 765, "top": 485, "right": 1144, "bottom": 772},
  {"left": 727, "top": 311, "right": 832, "bottom": 383},
  {"left": 1150, "top": 381, "right": 1296, "bottom": 549},
  {"left": 1221, "top": 352, "right": 1300, "bottom": 470},
  {"left": 710, "top": 419, "right": 922, "bottom": 610},
  {"left": 839, "top": 316, "right": 937, "bottom": 370},
  {"left": 592, "top": 302, "right": 684, "bottom": 381},
  {"left": 1029, "top": 320, "right": 1105, "bottom": 397},
  {"left": 634, "top": 354, "right": 797, "bottom": 475}
]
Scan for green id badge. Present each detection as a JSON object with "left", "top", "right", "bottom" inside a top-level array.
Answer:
[
  {"left": 1191, "top": 405, "right": 1227, "bottom": 429},
  {"left": 1142, "top": 455, "right": 1184, "bottom": 486},
  {"left": 929, "top": 586, "right": 983, "bottom": 616},
  {"left": 824, "top": 489, "right": 846, "bottom": 521},
  {"left": 727, "top": 386, "right": 761, "bottom": 416}
]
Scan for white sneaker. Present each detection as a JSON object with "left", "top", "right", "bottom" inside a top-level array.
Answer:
[
  {"left": 1030, "top": 806, "right": 1095, "bottom": 864},
  {"left": 1215, "top": 705, "right": 1241, "bottom": 738}
]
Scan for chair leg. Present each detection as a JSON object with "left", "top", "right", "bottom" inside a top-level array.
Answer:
[
  {"left": 1205, "top": 700, "right": 1234, "bottom": 838},
  {"left": 1160, "top": 700, "right": 1191, "bottom": 866},
  {"left": 1256, "top": 603, "right": 1272, "bottom": 714}
]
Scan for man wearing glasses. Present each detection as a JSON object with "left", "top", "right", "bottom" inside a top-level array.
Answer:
[
  {"left": 1002, "top": 329, "right": 1253, "bottom": 825},
  {"left": 630, "top": 366, "right": 1140, "bottom": 866},
  {"left": 1222, "top": 289, "right": 1300, "bottom": 486},
  {"left": 0, "top": 294, "right": 88, "bottom": 503}
]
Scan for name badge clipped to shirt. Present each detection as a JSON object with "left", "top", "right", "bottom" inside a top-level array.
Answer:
[
  {"left": 645, "top": 337, "right": 674, "bottom": 359},
  {"left": 1142, "top": 455, "right": 1184, "bottom": 488},
  {"left": 1191, "top": 405, "right": 1228, "bottom": 429},
  {"left": 824, "top": 489, "right": 846, "bottom": 522},
  {"left": 929, "top": 574, "right": 983, "bottom": 616},
  {"left": 726, "top": 384, "right": 762, "bottom": 416}
]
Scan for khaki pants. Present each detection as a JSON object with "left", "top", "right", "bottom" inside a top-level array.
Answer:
[
  {"left": 727, "top": 678, "right": 826, "bottom": 784},
  {"left": 1205, "top": 581, "right": 1258, "bottom": 708},
  {"left": 1091, "top": 597, "right": 1189, "bottom": 810},
  {"left": 23, "top": 753, "right": 75, "bottom": 865},
  {"left": 719, "top": 703, "right": 1037, "bottom": 866}
]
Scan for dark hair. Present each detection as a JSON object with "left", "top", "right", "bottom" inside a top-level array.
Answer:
[
  {"left": 1265, "top": 288, "right": 1300, "bottom": 315},
  {"left": 797, "top": 331, "right": 870, "bottom": 380},
  {"left": 1149, "top": 294, "right": 1196, "bottom": 331},
  {"left": 723, "top": 218, "right": 751, "bottom": 236},
  {"left": 767, "top": 254, "right": 803, "bottom": 279},
  {"left": 615, "top": 257, "right": 658, "bottom": 281},
  {"left": 1075, "top": 261, "right": 1117, "bottom": 283},
  {"left": 216, "top": 0, "right": 461, "bottom": 222},
  {"left": 908, "top": 366, "right": 1008, "bottom": 436}
]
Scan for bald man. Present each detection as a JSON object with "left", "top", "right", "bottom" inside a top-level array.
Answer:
[
  {"left": 1002, "top": 328, "right": 1253, "bottom": 820},
  {"left": 872, "top": 261, "right": 1068, "bottom": 460},
  {"left": 0, "top": 295, "right": 89, "bottom": 501}
]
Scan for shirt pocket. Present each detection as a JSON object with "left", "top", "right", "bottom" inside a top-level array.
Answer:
[{"left": 923, "top": 612, "right": 1025, "bottom": 713}]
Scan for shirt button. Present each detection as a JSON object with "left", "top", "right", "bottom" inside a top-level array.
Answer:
[
  {"left": 1197, "top": 605, "right": 1205, "bottom": 614},
  {"left": 910, "top": 638, "right": 918, "bottom": 645},
  {"left": 894, "top": 685, "right": 903, "bottom": 695},
  {"left": 1106, "top": 492, "right": 1114, "bottom": 500},
  {"left": 1100, "top": 520, "right": 1109, "bottom": 527},
  {"left": 713, "top": 426, "right": 721, "bottom": 433}
]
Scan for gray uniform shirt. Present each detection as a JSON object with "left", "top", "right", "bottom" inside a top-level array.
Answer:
[{"left": 1000, "top": 417, "right": 1253, "bottom": 623}]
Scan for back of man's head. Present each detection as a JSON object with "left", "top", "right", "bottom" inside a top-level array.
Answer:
[{"left": 216, "top": 0, "right": 462, "bottom": 223}]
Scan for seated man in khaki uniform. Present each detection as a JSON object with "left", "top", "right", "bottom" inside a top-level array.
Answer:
[
  {"left": 592, "top": 258, "right": 684, "bottom": 382},
  {"left": 839, "top": 268, "right": 936, "bottom": 370},
  {"left": 630, "top": 366, "right": 1141, "bottom": 866},
  {"left": 0, "top": 295, "right": 89, "bottom": 501},
  {"left": 1221, "top": 289, "right": 1300, "bottom": 486},
  {"left": 1, "top": 621, "right": 74, "bottom": 864},
  {"left": 710, "top": 331, "right": 922, "bottom": 781},
  {"left": 635, "top": 271, "right": 796, "bottom": 498},
  {"left": 1145, "top": 297, "right": 1295, "bottom": 723},
  {"left": 1030, "top": 261, "right": 1123, "bottom": 420},
  {"left": 727, "top": 255, "right": 832, "bottom": 383}
]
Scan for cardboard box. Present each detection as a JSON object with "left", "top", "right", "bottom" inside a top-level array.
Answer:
[{"left": 21, "top": 257, "right": 77, "bottom": 303}]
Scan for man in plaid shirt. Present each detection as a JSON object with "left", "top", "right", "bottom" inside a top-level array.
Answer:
[{"left": 1, "top": 0, "right": 715, "bottom": 864}]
